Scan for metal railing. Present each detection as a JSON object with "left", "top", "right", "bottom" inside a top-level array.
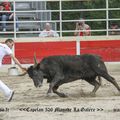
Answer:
[{"left": 0, "top": 0, "right": 119, "bottom": 39}]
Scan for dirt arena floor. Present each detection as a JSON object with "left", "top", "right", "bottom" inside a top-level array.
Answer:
[{"left": 0, "top": 63, "right": 120, "bottom": 120}]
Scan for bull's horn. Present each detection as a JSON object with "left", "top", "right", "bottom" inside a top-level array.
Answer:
[
  {"left": 34, "top": 52, "right": 38, "bottom": 66},
  {"left": 18, "top": 71, "right": 27, "bottom": 76}
]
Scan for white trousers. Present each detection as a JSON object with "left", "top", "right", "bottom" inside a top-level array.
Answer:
[{"left": 0, "top": 80, "right": 12, "bottom": 97}]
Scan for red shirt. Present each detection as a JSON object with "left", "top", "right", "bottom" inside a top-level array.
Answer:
[
  {"left": 79, "top": 27, "right": 91, "bottom": 36},
  {"left": 2, "top": 2, "right": 11, "bottom": 11},
  {"left": 79, "top": 32, "right": 84, "bottom": 36}
]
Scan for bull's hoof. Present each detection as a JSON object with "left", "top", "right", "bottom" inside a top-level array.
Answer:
[
  {"left": 46, "top": 93, "right": 55, "bottom": 97},
  {"left": 100, "top": 84, "right": 104, "bottom": 88},
  {"left": 58, "top": 93, "right": 68, "bottom": 98},
  {"left": 90, "top": 92, "right": 96, "bottom": 97}
]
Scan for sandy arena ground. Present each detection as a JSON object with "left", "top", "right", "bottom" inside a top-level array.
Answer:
[{"left": 0, "top": 63, "right": 120, "bottom": 120}]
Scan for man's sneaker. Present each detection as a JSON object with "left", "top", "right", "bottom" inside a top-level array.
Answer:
[
  {"left": 3, "top": 28, "right": 6, "bottom": 32},
  {"left": 7, "top": 90, "right": 14, "bottom": 102}
]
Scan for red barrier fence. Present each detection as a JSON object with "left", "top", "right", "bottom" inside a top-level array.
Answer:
[{"left": 2, "top": 39, "right": 120, "bottom": 64}]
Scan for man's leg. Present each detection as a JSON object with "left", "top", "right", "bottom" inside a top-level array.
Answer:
[
  {"left": 1, "top": 14, "right": 9, "bottom": 31},
  {"left": 0, "top": 80, "right": 14, "bottom": 102},
  {"left": 16, "top": 17, "right": 19, "bottom": 31}
]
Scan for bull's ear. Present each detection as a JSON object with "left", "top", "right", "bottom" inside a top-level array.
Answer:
[{"left": 34, "top": 52, "right": 38, "bottom": 67}]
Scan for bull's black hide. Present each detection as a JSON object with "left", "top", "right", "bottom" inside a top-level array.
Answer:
[{"left": 27, "top": 54, "right": 120, "bottom": 97}]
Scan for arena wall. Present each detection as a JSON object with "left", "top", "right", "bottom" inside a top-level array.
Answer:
[{"left": 1, "top": 36, "right": 120, "bottom": 64}]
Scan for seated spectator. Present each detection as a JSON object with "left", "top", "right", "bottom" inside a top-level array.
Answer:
[
  {"left": 39, "top": 23, "right": 59, "bottom": 37},
  {"left": 0, "top": 5, "right": 4, "bottom": 20},
  {"left": 1, "top": 2, "right": 19, "bottom": 32},
  {"left": 74, "top": 18, "right": 91, "bottom": 36},
  {"left": 109, "top": 23, "right": 119, "bottom": 35}
]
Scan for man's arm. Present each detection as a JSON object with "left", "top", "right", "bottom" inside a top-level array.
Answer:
[
  {"left": 10, "top": 54, "right": 26, "bottom": 71},
  {"left": 39, "top": 31, "right": 48, "bottom": 37},
  {"left": 74, "top": 22, "right": 80, "bottom": 36},
  {"left": 51, "top": 31, "right": 59, "bottom": 37},
  {"left": 84, "top": 25, "right": 91, "bottom": 36},
  {"left": 9, "top": 13, "right": 13, "bottom": 20}
]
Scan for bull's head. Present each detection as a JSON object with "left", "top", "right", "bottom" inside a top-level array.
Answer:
[
  {"left": 21, "top": 53, "right": 44, "bottom": 87},
  {"left": 27, "top": 65, "right": 44, "bottom": 88},
  {"left": 28, "top": 53, "right": 44, "bottom": 87}
]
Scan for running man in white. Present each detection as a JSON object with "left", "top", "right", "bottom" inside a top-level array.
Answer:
[{"left": 0, "top": 39, "right": 26, "bottom": 102}]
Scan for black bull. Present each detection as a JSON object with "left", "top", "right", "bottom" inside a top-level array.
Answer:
[{"left": 27, "top": 54, "right": 120, "bottom": 97}]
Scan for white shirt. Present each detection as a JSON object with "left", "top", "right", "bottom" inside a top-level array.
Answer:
[
  {"left": 39, "top": 29, "right": 59, "bottom": 37},
  {"left": 0, "top": 43, "right": 12, "bottom": 66}
]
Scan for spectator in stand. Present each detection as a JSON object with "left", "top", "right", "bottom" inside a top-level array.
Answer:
[
  {"left": 0, "top": 5, "right": 4, "bottom": 20},
  {"left": 1, "top": 1, "right": 19, "bottom": 32},
  {"left": 109, "top": 23, "right": 120, "bottom": 35},
  {"left": 39, "top": 23, "right": 59, "bottom": 37},
  {"left": 74, "top": 18, "right": 91, "bottom": 36}
]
